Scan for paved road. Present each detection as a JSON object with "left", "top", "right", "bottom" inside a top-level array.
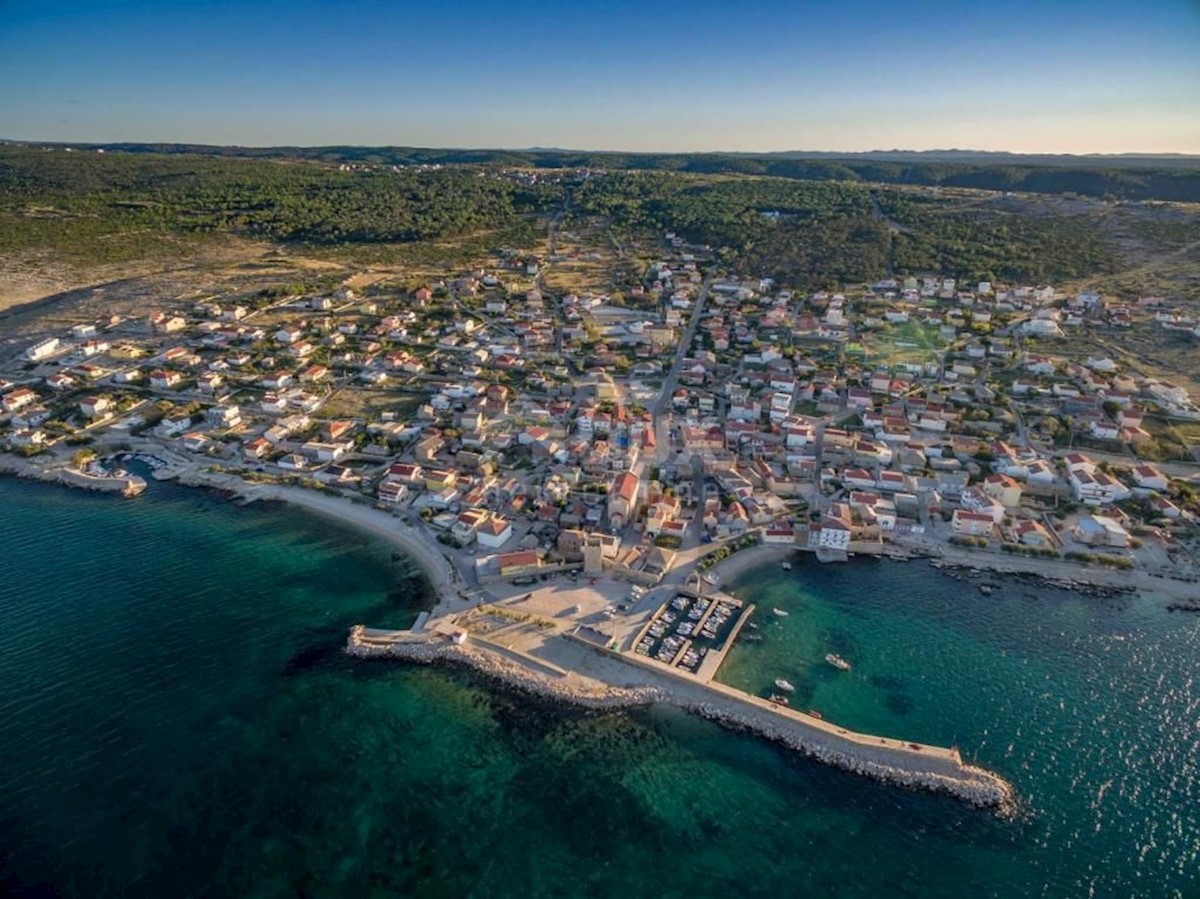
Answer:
[{"left": 652, "top": 273, "right": 713, "bottom": 419}]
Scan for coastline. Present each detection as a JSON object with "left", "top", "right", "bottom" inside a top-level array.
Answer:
[
  {"left": 0, "top": 454, "right": 146, "bottom": 495},
  {"left": 170, "top": 467, "right": 459, "bottom": 597}
]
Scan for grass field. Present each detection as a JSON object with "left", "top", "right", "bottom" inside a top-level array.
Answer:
[{"left": 865, "top": 319, "right": 952, "bottom": 368}]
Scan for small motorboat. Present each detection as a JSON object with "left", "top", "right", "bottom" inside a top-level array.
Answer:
[
  {"left": 772, "top": 608, "right": 789, "bottom": 617},
  {"left": 825, "top": 653, "right": 851, "bottom": 671},
  {"left": 774, "top": 678, "right": 795, "bottom": 693},
  {"left": 781, "top": 562, "right": 793, "bottom": 571},
  {"left": 807, "top": 710, "right": 823, "bottom": 719},
  {"left": 768, "top": 694, "right": 790, "bottom": 706}
]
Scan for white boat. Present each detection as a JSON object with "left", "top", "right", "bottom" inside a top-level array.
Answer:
[
  {"left": 772, "top": 608, "right": 789, "bottom": 617},
  {"left": 774, "top": 678, "right": 795, "bottom": 692},
  {"left": 781, "top": 562, "right": 792, "bottom": 571},
  {"left": 825, "top": 653, "right": 851, "bottom": 671}
]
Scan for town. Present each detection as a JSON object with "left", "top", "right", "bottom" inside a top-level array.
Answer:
[{"left": 3, "top": 217, "right": 1199, "bottom": 596}]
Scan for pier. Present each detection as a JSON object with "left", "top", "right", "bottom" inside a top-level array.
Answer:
[{"left": 347, "top": 579, "right": 1014, "bottom": 812}]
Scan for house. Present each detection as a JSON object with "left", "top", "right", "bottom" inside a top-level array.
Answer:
[
  {"left": 300, "top": 441, "right": 348, "bottom": 463},
  {"left": 952, "top": 509, "right": 995, "bottom": 538},
  {"left": 386, "top": 462, "right": 424, "bottom": 485},
  {"left": 982, "top": 473, "right": 1023, "bottom": 508},
  {"left": 79, "top": 395, "right": 114, "bottom": 419},
  {"left": 608, "top": 471, "right": 640, "bottom": 529},
  {"left": 156, "top": 413, "right": 192, "bottom": 438},
  {"left": 476, "top": 515, "right": 513, "bottom": 549},
  {"left": 206, "top": 404, "right": 242, "bottom": 428},
  {"left": 243, "top": 437, "right": 272, "bottom": 460},
  {"left": 181, "top": 432, "right": 210, "bottom": 453},
  {"left": 277, "top": 453, "right": 309, "bottom": 471},
  {"left": 1069, "top": 468, "right": 1131, "bottom": 506},
  {"left": 149, "top": 370, "right": 183, "bottom": 390},
  {"left": 1011, "top": 519, "right": 1053, "bottom": 547},
  {"left": 961, "top": 487, "right": 1006, "bottom": 523},
  {"left": 377, "top": 480, "right": 408, "bottom": 504},
  {"left": 1130, "top": 464, "right": 1168, "bottom": 492},
  {"left": 1073, "top": 515, "right": 1130, "bottom": 548},
  {"left": 763, "top": 521, "right": 797, "bottom": 545},
  {"left": 451, "top": 509, "right": 489, "bottom": 545},
  {"left": 2, "top": 387, "right": 38, "bottom": 413},
  {"left": 11, "top": 428, "right": 48, "bottom": 448}
]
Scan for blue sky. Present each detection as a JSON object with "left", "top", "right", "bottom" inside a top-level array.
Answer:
[{"left": 1, "top": 0, "right": 1197, "bottom": 152}]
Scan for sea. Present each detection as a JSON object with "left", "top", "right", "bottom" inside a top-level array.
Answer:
[{"left": 0, "top": 475, "right": 1197, "bottom": 898}]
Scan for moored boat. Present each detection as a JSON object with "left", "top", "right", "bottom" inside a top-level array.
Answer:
[
  {"left": 772, "top": 608, "right": 789, "bottom": 617},
  {"left": 825, "top": 653, "right": 851, "bottom": 671},
  {"left": 768, "top": 693, "right": 790, "bottom": 706},
  {"left": 774, "top": 678, "right": 795, "bottom": 693}
]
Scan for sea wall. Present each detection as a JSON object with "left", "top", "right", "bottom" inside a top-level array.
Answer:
[{"left": 347, "top": 628, "right": 1014, "bottom": 813}]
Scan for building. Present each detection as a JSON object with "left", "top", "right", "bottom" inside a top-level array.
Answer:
[
  {"left": 1073, "top": 515, "right": 1130, "bottom": 548},
  {"left": 79, "top": 395, "right": 114, "bottom": 419},
  {"left": 497, "top": 550, "right": 540, "bottom": 579},
  {"left": 982, "top": 473, "right": 1023, "bottom": 508},
  {"left": 608, "top": 471, "right": 640, "bottom": 530},
  {"left": 952, "top": 509, "right": 995, "bottom": 538},
  {"left": 476, "top": 515, "right": 513, "bottom": 549},
  {"left": 25, "top": 337, "right": 60, "bottom": 362},
  {"left": 2, "top": 388, "right": 38, "bottom": 413}
]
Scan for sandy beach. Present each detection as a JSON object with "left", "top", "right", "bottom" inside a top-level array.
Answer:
[{"left": 171, "top": 468, "right": 459, "bottom": 596}]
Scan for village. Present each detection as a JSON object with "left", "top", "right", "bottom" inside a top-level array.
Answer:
[{"left": 2, "top": 222, "right": 1200, "bottom": 596}]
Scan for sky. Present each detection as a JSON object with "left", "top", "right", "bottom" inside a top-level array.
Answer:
[{"left": 1, "top": 0, "right": 1198, "bottom": 154}]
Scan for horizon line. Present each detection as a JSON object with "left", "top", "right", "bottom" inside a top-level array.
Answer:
[{"left": 2, "top": 137, "right": 1198, "bottom": 159}]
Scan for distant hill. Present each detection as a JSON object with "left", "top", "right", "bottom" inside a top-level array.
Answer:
[{"left": 4, "top": 140, "right": 1200, "bottom": 201}]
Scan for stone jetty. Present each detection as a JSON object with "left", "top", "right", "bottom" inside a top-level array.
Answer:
[{"left": 347, "top": 625, "right": 1015, "bottom": 813}]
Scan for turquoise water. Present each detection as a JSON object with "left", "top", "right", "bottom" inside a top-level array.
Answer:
[{"left": 0, "top": 478, "right": 1196, "bottom": 897}]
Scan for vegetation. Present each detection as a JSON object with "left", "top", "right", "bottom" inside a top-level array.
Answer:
[
  {"left": 0, "top": 146, "right": 561, "bottom": 265},
  {"left": 30, "top": 142, "right": 1200, "bottom": 202}
]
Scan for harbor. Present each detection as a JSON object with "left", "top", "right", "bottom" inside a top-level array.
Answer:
[{"left": 347, "top": 569, "right": 1015, "bottom": 812}]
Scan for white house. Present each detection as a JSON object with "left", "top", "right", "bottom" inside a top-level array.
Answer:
[
  {"left": 1130, "top": 464, "right": 1169, "bottom": 492},
  {"left": 476, "top": 515, "right": 514, "bottom": 549}
]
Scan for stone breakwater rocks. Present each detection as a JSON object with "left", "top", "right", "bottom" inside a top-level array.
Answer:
[
  {"left": 346, "top": 633, "right": 664, "bottom": 711},
  {"left": 347, "top": 630, "right": 1015, "bottom": 814},
  {"left": 683, "top": 702, "right": 1015, "bottom": 813},
  {"left": 0, "top": 457, "right": 145, "bottom": 496}
]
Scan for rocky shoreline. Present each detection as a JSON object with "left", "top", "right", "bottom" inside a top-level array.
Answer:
[
  {"left": 347, "top": 628, "right": 1015, "bottom": 814},
  {"left": 928, "top": 559, "right": 1134, "bottom": 599},
  {"left": 0, "top": 455, "right": 145, "bottom": 496}
]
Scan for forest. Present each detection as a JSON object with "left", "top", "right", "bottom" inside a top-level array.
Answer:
[
  {"left": 573, "top": 171, "right": 1116, "bottom": 287},
  {"left": 22, "top": 141, "right": 1200, "bottom": 202},
  {"left": 0, "top": 146, "right": 1127, "bottom": 287},
  {"left": 0, "top": 147, "right": 561, "bottom": 264}
]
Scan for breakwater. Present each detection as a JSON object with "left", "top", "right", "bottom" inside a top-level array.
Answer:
[
  {"left": 347, "top": 626, "right": 1014, "bottom": 813},
  {"left": 0, "top": 456, "right": 145, "bottom": 495}
]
